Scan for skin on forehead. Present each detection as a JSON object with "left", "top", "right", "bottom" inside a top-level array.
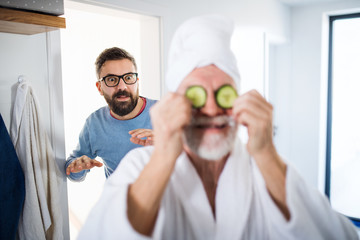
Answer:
[
  {"left": 99, "top": 59, "right": 136, "bottom": 78},
  {"left": 176, "top": 64, "right": 236, "bottom": 94}
]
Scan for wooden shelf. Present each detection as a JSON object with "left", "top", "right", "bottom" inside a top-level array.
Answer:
[{"left": 0, "top": 7, "right": 66, "bottom": 35}]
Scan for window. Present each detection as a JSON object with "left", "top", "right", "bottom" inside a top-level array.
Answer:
[{"left": 326, "top": 13, "right": 360, "bottom": 227}]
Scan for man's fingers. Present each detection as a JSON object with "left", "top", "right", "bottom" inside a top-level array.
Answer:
[
  {"left": 145, "top": 139, "right": 154, "bottom": 146},
  {"left": 232, "top": 90, "right": 272, "bottom": 127},
  {"left": 91, "top": 159, "right": 103, "bottom": 167},
  {"left": 66, "top": 166, "right": 71, "bottom": 175},
  {"left": 74, "top": 160, "right": 85, "bottom": 171},
  {"left": 130, "top": 137, "right": 146, "bottom": 146},
  {"left": 129, "top": 129, "right": 142, "bottom": 135},
  {"left": 231, "top": 90, "right": 274, "bottom": 156},
  {"left": 136, "top": 131, "right": 153, "bottom": 139},
  {"left": 130, "top": 136, "right": 154, "bottom": 146},
  {"left": 129, "top": 129, "right": 153, "bottom": 139},
  {"left": 129, "top": 128, "right": 148, "bottom": 136},
  {"left": 66, "top": 157, "right": 103, "bottom": 174},
  {"left": 129, "top": 129, "right": 154, "bottom": 146},
  {"left": 66, "top": 161, "right": 77, "bottom": 174}
]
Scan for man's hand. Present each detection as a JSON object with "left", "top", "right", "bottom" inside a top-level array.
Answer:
[
  {"left": 150, "top": 93, "right": 192, "bottom": 160},
  {"left": 232, "top": 90, "right": 275, "bottom": 158},
  {"left": 129, "top": 129, "right": 154, "bottom": 146},
  {"left": 66, "top": 155, "right": 103, "bottom": 175}
]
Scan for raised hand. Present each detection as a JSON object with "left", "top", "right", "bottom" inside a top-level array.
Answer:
[
  {"left": 66, "top": 155, "right": 103, "bottom": 175},
  {"left": 129, "top": 128, "right": 154, "bottom": 146},
  {"left": 232, "top": 89, "right": 275, "bottom": 158},
  {"left": 150, "top": 93, "right": 192, "bottom": 160}
]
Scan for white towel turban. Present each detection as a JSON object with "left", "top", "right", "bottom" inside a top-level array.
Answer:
[{"left": 166, "top": 14, "right": 241, "bottom": 92}]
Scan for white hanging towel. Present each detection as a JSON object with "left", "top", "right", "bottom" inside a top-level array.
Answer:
[{"left": 10, "top": 80, "right": 63, "bottom": 240}]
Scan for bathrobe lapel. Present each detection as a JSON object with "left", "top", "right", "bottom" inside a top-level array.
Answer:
[
  {"left": 172, "top": 139, "right": 253, "bottom": 240},
  {"left": 215, "top": 141, "right": 253, "bottom": 240},
  {"left": 173, "top": 152, "right": 216, "bottom": 239}
]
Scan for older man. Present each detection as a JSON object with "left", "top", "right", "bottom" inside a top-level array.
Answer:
[{"left": 78, "top": 15, "right": 358, "bottom": 239}]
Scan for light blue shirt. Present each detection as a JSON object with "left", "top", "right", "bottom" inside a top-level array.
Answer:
[{"left": 65, "top": 98, "right": 157, "bottom": 181}]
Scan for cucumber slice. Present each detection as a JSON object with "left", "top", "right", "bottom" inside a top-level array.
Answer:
[
  {"left": 185, "top": 85, "right": 207, "bottom": 108},
  {"left": 215, "top": 85, "right": 238, "bottom": 109}
]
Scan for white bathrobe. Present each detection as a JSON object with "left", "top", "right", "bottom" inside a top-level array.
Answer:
[
  {"left": 10, "top": 80, "right": 63, "bottom": 240},
  {"left": 78, "top": 138, "right": 358, "bottom": 240}
]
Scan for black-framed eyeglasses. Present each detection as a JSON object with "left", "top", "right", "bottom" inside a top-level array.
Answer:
[{"left": 99, "top": 72, "right": 138, "bottom": 87}]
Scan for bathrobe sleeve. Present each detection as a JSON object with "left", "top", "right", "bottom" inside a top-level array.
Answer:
[
  {"left": 77, "top": 146, "right": 154, "bottom": 240},
  {"left": 252, "top": 161, "right": 359, "bottom": 240}
]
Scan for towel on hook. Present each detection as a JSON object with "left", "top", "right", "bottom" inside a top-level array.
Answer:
[
  {"left": 165, "top": 14, "right": 240, "bottom": 92},
  {"left": 10, "top": 79, "right": 64, "bottom": 240}
]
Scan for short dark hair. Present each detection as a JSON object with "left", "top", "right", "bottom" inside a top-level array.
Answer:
[{"left": 95, "top": 47, "right": 137, "bottom": 79}]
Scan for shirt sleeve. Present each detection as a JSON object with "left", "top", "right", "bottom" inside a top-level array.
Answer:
[
  {"left": 77, "top": 147, "right": 154, "bottom": 240},
  {"left": 255, "top": 162, "right": 359, "bottom": 240},
  {"left": 65, "top": 121, "right": 94, "bottom": 182}
]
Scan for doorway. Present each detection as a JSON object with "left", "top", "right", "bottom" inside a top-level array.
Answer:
[{"left": 60, "top": 1, "right": 161, "bottom": 238}]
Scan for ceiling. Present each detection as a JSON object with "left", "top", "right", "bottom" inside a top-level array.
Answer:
[
  {"left": 136, "top": 0, "right": 360, "bottom": 8},
  {"left": 278, "top": 0, "right": 359, "bottom": 7}
]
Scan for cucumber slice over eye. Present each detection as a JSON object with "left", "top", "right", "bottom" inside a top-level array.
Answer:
[
  {"left": 215, "top": 85, "right": 238, "bottom": 109},
  {"left": 185, "top": 85, "right": 207, "bottom": 108}
]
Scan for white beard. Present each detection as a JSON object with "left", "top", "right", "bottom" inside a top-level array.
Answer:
[{"left": 183, "top": 115, "right": 237, "bottom": 161}]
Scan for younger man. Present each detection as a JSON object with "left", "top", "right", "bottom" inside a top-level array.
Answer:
[{"left": 65, "top": 47, "right": 157, "bottom": 181}]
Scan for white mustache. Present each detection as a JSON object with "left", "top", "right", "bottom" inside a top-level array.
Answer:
[{"left": 189, "top": 115, "right": 235, "bottom": 127}]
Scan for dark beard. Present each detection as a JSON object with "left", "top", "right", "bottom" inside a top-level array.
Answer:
[{"left": 104, "top": 89, "right": 139, "bottom": 116}]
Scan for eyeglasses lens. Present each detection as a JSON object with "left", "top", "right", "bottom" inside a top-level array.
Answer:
[
  {"left": 104, "top": 76, "right": 119, "bottom": 87},
  {"left": 123, "top": 73, "right": 137, "bottom": 84}
]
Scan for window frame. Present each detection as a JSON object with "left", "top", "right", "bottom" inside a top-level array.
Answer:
[{"left": 325, "top": 12, "right": 360, "bottom": 228}]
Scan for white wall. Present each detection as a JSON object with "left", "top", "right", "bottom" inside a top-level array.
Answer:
[
  {"left": 269, "top": 43, "right": 292, "bottom": 161},
  {"left": 272, "top": 1, "right": 360, "bottom": 190},
  {"left": 0, "top": 33, "right": 49, "bottom": 130},
  {"left": 72, "top": 0, "right": 291, "bottom": 95}
]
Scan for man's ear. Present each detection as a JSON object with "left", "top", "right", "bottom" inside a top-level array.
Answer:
[{"left": 96, "top": 81, "right": 103, "bottom": 96}]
